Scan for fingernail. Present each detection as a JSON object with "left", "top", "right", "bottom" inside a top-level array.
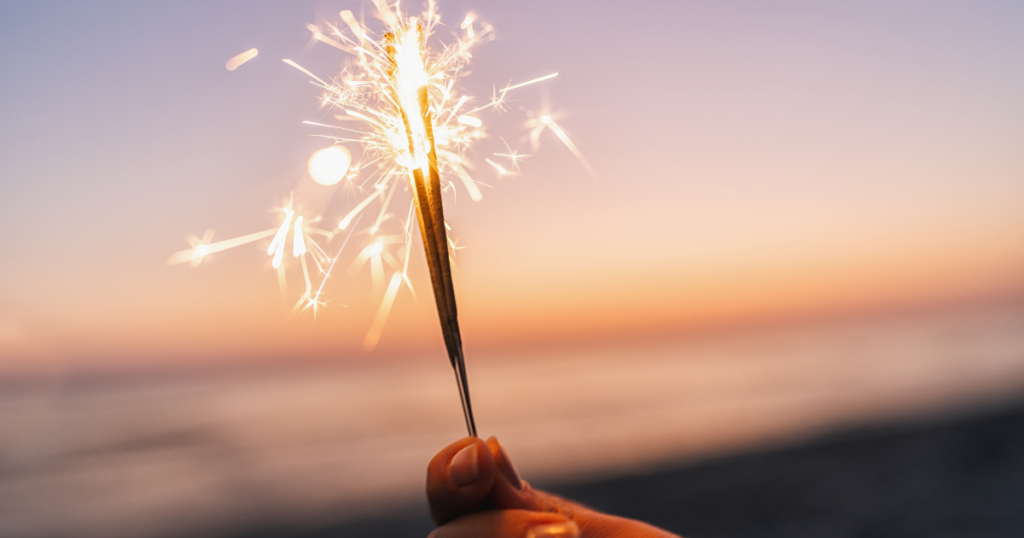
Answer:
[
  {"left": 492, "top": 438, "right": 523, "bottom": 490},
  {"left": 526, "top": 522, "right": 580, "bottom": 538},
  {"left": 449, "top": 443, "right": 479, "bottom": 486}
]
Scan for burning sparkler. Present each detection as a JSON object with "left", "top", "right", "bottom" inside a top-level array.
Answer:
[
  {"left": 173, "top": 0, "right": 592, "bottom": 437},
  {"left": 312, "top": 0, "right": 498, "bottom": 436}
]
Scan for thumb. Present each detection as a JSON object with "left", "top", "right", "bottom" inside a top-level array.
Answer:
[
  {"left": 427, "top": 437, "right": 497, "bottom": 524},
  {"left": 484, "top": 437, "right": 545, "bottom": 511}
]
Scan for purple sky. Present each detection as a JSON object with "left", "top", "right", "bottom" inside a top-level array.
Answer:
[{"left": 1, "top": 1, "right": 1022, "bottom": 374}]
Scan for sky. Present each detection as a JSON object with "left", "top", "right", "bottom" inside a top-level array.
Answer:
[{"left": 0, "top": 0, "right": 1022, "bottom": 375}]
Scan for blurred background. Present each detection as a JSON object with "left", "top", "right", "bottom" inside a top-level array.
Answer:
[{"left": 1, "top": 1, "right": 1023, "bottom": 537}]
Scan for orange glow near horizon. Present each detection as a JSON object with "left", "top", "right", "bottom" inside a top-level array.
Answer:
[{"left": 2, "top": 2, "right": 1024, "bottom": 375}]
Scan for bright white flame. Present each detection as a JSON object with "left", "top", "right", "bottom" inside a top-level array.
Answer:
[
  {"left": 391, "top": 23, "right": 431, "bottom": 172},
  {"left": 308, "top": 146, "right": 352, "bottom": 186}
]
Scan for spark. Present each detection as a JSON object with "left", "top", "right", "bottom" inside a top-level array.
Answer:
[
  {"left": 527, "top": 112, "right": 595, "bottom": 177},
  {"left": 171, "top": 200, "right": 335, "bottom": 312},
  {"left": 491, "top": 139, "right": 529, "bottom": 174},
  {"left": 494, "top": 152, "right": 528, "bottom": 174},
  {"left": 226, "top": 48, "right": 259, "bottom": 71},
  {"left": 292, "top": 216, "right": 307, "bottom": 257},
  {"left": 302, "top": 120, "right": 343, "bottom": 129},
  {"left": 484, "top": 158, "right": 507, "bottom": 175},
  {"left": 362, "top": 272, "right": 403, "bottom": 350},
  {"left": 282, "top": 59, "right": 327, "bottom": 86},
  {"left": 307, "top": 219, "right": 359, "bottom": 316},
  {"left": 338, "top": 188, "right": 384, "bottom": 229},
  {"left": 167, "top": 228, "right": 276, "bottom": 267},
  {"left": 268, "top": 208, "right": 294, "bottom": 269},
  {"left": 339, "top": 10, "right": 367, "bottom": 43},
  {"left": 457, "top": 115, "right": 482, "bottom": 127},
  {"left": 500, "top": 72, "right": 558, "bottom": 94},
  {"left": 306, "top": 23, "right": 350, "bottom": 53}
]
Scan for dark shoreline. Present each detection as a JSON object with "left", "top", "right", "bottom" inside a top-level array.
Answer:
[{"left": 228, "top": 393, "right": 1024, "bottom": 538}]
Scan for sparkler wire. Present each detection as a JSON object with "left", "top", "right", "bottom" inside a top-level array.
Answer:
[{"left": 390, "top": 32, "right": 477, "bottom": 437}]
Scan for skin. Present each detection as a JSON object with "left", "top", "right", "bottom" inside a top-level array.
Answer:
[{"left": 426, "top": 437, "right": 681, "bottom": 538}]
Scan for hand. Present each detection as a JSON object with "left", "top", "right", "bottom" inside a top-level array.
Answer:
[{"left": 426, "top": 437, "right": 680, "bottom": 538}]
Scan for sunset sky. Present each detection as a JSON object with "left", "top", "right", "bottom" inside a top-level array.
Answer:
[{"left": 1, "top": 0, "right": 1022, "bottom": 375}]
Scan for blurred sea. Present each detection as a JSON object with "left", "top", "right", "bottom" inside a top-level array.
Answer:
[{"left": 1, "top": 300, "right": 1023, "bottom": 538}]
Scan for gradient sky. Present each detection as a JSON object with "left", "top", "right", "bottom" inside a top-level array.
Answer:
[{"left": 1, "top": 0, "right": 1022, "bottom": 374}]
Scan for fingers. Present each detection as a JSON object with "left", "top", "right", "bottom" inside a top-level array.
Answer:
[
  {"left": 484, "top": 437, "right": 544, "bottom": 511},
  {"left": 427, "top": 437, "right": 497, "bottom": 524},
  {"left": 486, "top": 437, "right": 584, "bottom": 519},
  {"left": 427, "top": 437, "right": 681, "bottom": 538},
  {"left": 428, "top": 436, "right": 543, "bottom": 524},
  {"left": 428, "top": 510, "right": 579, "bottom": 538},
  {"left": 481, "top": 440, "right": 681, "bottom": 538}
]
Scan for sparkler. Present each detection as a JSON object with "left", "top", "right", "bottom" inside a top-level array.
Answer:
[
  {"left": 173, "top": 0, "right": 592, "bottom": 437},
  {"left": 323, "top": 0, "right": 493, "bottom": 436}
]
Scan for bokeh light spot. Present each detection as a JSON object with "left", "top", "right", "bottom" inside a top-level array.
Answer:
[{"left": 308, "top": 146, "right": 351, "bottom": 186}]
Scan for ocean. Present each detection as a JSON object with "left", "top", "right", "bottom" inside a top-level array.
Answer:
[{"left": 1, "top": 301, "right": 1023, "bottom": 537}]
